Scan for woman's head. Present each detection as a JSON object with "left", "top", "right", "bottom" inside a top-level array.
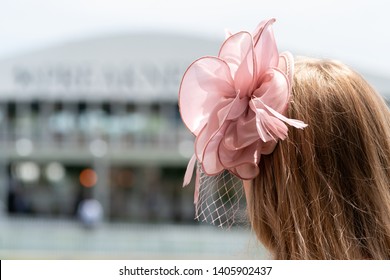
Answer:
[
  {"left": 247, "top": 58, "right": 390, "bottom": 259},
  {"left": 178, "top": 19, "right": 390, "bottom": 258}
]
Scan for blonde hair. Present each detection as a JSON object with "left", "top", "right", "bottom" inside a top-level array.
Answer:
[{"left": 247, "top": 58, "right": 390, "bottom": 259}]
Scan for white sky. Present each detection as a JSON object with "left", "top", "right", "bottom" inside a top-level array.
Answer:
[{"left": 0, "top": 0, "right": 389, "bottom": 76}]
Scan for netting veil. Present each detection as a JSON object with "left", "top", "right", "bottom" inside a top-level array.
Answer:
[{"left": 195, "top": 165, "right": 246, "bottom": 227}]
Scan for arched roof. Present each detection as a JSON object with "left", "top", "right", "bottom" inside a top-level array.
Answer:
[{"left": 0, "top": 33, "right": 388, "bottom": 101}]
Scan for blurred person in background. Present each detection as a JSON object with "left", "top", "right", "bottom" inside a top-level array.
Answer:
[
  {"left": 7, "top": 165, "right": 29, "bottom": 214},
  {"left": 77, "top": 198, "right": 103, "bottom": 228}
]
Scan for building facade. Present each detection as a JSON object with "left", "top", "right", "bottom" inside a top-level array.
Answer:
[
  {"left": 0, "top": 33, "right": 388, "bottom": 223},
  {"left": 0, "top": 33, "right": 222, "bottom": 223}
]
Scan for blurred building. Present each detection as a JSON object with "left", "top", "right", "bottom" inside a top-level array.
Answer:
[
  {"left": 0, "top": 33, "right": 389, "bottom": 224},
  {"left": 0, "top": 33, "right": 220, "bottom": 223}
]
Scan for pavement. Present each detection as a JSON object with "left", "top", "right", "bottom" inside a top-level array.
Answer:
[{"left": 0, "top": 216, "right": 268, "bottom": 259}]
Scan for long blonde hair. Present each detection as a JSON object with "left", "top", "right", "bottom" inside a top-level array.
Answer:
[{"left": 247, "top": 58, "right": 390, "bottom": 259}]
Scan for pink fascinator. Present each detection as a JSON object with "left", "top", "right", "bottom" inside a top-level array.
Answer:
[{"left": 179, "top": 19, "right": 307, "bottom": 227}]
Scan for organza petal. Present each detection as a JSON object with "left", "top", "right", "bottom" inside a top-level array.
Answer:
[
  {"left": 216, "top": 98, "right": 237, "bottom": 126},
  {"left": 218, "top": 31, "right": 255, "bottom": 96},
  {"left": 252, "top": 19, "right": 279, "bottom": 78},
  {"left": 252, "top": 19, "right": 272, "bottom": 44},
  {"left": 253, "top": 68, "right": 290, "bottom": 113},
  {"left": 223, "top": 110, "right": 259, "bottom": 150},
  {"left": 230, "top": 163, "right": 259, "bottom": 180},
  {"left": 197, "top": 97, "right": 255, "bottom": 175},
  {"left": 224, "top": 95, "right": 249, "bottom": 121},
  {"left": 219, "top": 140, "right": 259, "bottom": 171},
  {"left": 200, "top": 123, "right": 229, "bottom": 175},
  {"left": 195, "top": 99, "right": 232, "bottom": 160},
  {"left": 179, "top": 56, "right": 235, "bottom": 135}
]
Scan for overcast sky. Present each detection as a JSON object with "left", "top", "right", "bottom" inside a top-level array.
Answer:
[{"left": 0, "top": 0, "right": 389, "bottom": 76}]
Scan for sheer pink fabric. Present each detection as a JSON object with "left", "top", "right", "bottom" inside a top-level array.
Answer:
[{"left": 179, "top": 19, "right": 307, "bottom": 212}]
